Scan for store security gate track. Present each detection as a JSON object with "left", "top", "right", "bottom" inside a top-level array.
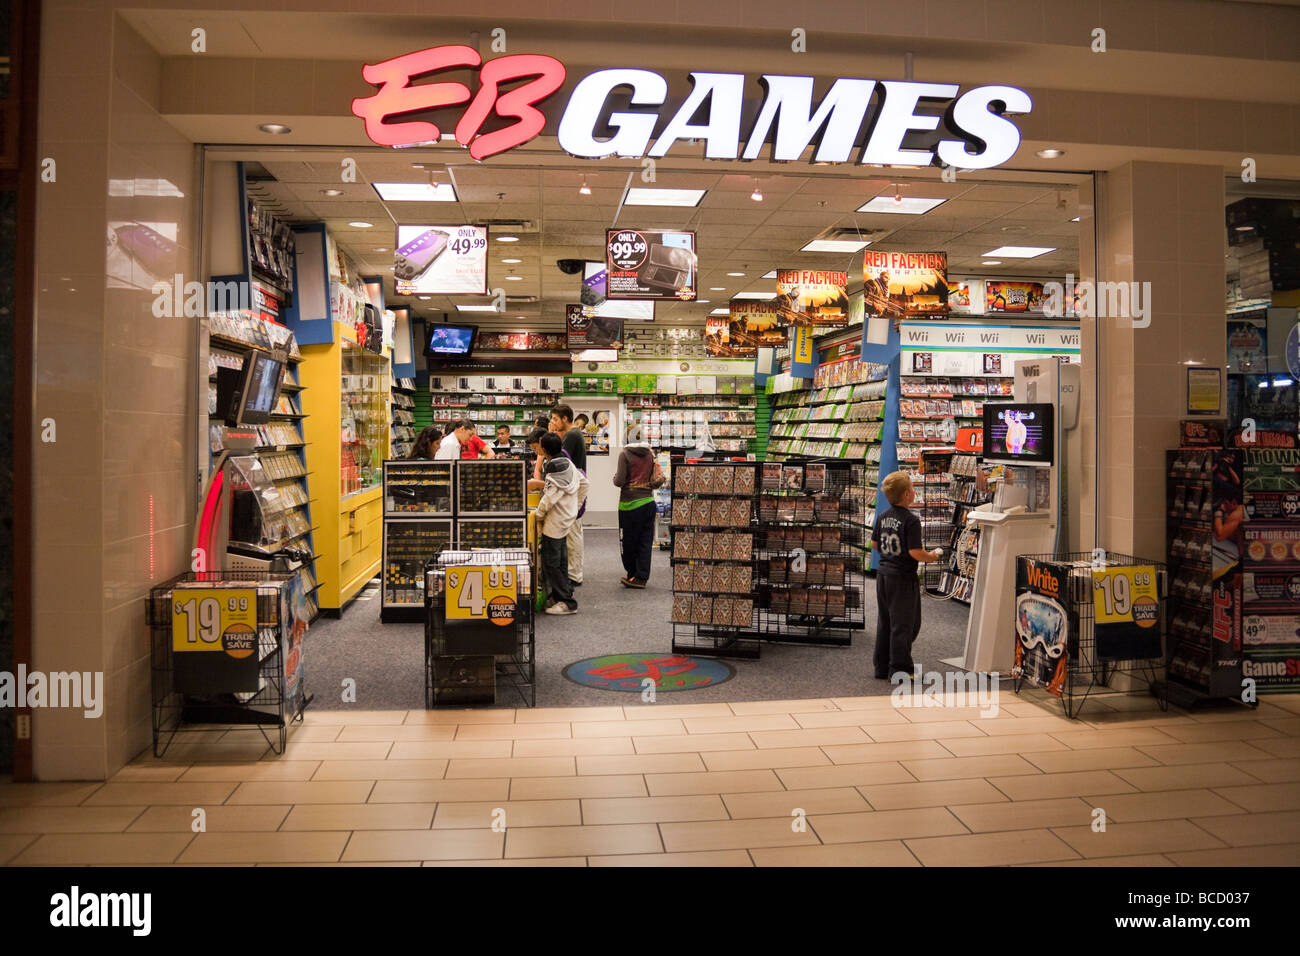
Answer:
[{"left": 562, "top": 653, "right": 736, "bottom": 692}]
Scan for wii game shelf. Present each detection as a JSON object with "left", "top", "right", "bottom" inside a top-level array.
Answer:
[
  {"left": 896, "top": 375, "right": 1013, "bottom": 464},
  {"left": 766, "top": 367, "right": 889, "bottom": 462}
]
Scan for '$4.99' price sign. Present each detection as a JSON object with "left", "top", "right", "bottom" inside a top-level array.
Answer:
[{"left": 446, "top": 566, "right": 517, "bottom": 626}]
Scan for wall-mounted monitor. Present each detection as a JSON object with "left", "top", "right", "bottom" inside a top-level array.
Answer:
[
  {"left": 982, "top": 402, "right": 1054, "bottom": 467},
  {"left": 222, "top": 349, "right": 286, "bottom": 427},
  {"left": 424, "top": 324, "right": 477, "bottom": 358}
]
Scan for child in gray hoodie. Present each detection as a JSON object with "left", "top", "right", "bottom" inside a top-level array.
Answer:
[{"left": 535, "top": 432, "right": 589, "bottom": 614}]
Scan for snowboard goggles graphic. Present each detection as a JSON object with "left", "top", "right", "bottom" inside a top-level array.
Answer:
[{"left": 1015, "top": 592, "right": 1067, "bottom": 659}]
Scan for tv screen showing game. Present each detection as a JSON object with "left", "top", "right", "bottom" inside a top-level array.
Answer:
[
  {"left": 982, "top": 402, "right": 1054, "bottom": 467},
  {"left": 424, "top": 324, "right": 477, "bottom": 357}
]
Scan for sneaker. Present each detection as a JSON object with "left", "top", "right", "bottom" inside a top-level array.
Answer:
[
  {"left": 625, "top": 578, "right": 647, "bottom": 589},
  {"left": 545, "top": 602, "right": 577, "bottom": 615}
]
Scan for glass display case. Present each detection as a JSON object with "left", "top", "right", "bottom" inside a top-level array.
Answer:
[
  {"left": 384, "top": 460, "right": 454, "bottom": 515},
  {"left": 456, "top": 459, "right": 527, "bottom": 517},
  {"left": 341, "top": 341, "right": 389, "bottom": 497}
]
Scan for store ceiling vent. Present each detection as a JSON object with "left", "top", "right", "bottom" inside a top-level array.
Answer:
[
  {"left": 826, "top": 226, "right": 890, "bottom": 241},
  {"left": 479, "top": 219, "right": 538, "bottom": 233}
]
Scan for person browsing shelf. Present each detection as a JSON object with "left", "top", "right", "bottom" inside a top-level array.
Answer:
[
  {"left": 409, "top": 426, "right": 443, "bottom": 460},
  {"left": 612, "top": 424, "right": 665, "bottom": 588},
  {"left": 871, "top": 471, "right": 942, "bottom": 681}
]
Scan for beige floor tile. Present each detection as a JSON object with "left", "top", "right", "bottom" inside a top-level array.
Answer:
[
  {"left": 633, "top": 732, "right": 755, "bottom": 754},
  {"left": 514, "top": 706, "right": 626, "bottom": 723},
  {"left": 661, "top": 816, "right": 818, "bottom": 852},
  {"left": 1048, "top": 727, "right": 1183, "bottom": 750},
  {"left": 403, "top": 709, "right": 515, "bottom": 725},
  {"left": 938, "top": 734, "right": 1071, "bottom": 757},
  {"left": 239, "top": 724, "right": 340, "bottom": 742},
  {"left": 513, "top": 737, "right": 635, "bottom": 757},
  {"left": 859, "top": 778, "right": 1009, "bottom": 811},
  {"left": 621, "top": 703, "right": 734, "bottom": 719},
  {"left": 334, "top": 725, "right": 458, "bottom": 742},
  {"left": 1022, "top": 747, "right": 1160, "bottom": 773},
  {"left": 1186, "top": 702, "right": 1293, "bottom": 723},
  {"left": 748, "top": 726, "right": 871, "bottom": 749},
  {"left": 311, "top": 759, "right": 448, "bottom": 781},
  {"left": 701, "top": 747, "right": 831, "bottom": 772},
  {"left": 830, "top": 696, "right": 905, "bottom": 711},
  {"left": 0, "top": 834, "right": 37, "bottom": 864},
  {"left": 1115, "top": 762, "right": 1267, "bottom": 792},
  {"left": 455, "top": 722, "right": 573, "bottom": 741},
  {"left": 1266, "top": 696, "right": 1300, "bottom": 714},
  {"left": 988, "top": 770, "right": 1137, "bottom": 801},
  {"left": 974, "top": 715, "right": 1091, "bottom": 735},
  {"left": 1228, "top": 758, "right": 1300, "bottom": 784},
  {"left": 572, "top": 719, "right": 686, "bottom": 738},
  {"left": 1261, "top": 716, "right": 1300, "bottom": 735},
  {"left": 0, "top": 783, "right": 103, "bottom": 807},
  {"left": 1135, "top": 741, "right": 1276, "bottom": 765},
  {"left": 424, "top": 857, "right": 587, "bottom": 866},
  {"left": 302, "top": 710, "right": 408, "bottom": 725},
  {"left": 1190, "top": 810, "right": 1300, "bottom": 847},
  {"left": 950, "top": 797, "right": 1095, "bottom": 833},
  {"left": 1074, "top": 711, "right": 1198, "bottom": 730},
  {"left": 1154, "top": 721, "right": 1284, "bottom": 744},
  {"left": 179, "top": 762, "right": 321, "bottom": 782},
  {"left": 83, "top": 781, "right": 236, "bottom": 807},
  {"left": 1023, "top": 854, "right": 1176, "bottom": 867},
  {"left": 13, "top": 832, "right": 195, "bottom": 865},
  {"left": 127, "top": 805, "right": 290, "bottom": 832},
  {"left": 906, "top": 829, "right": 1082, "bottom": 866},
  {"left": 1246, "top": 738, "right": 1300, "bottom": 759},
  {"left": 1165, "top": 843, "right": 1300, "bottom": 867},
  {"left": 998, "top": 700, "right": 1076, "bottom": 718},
  {"left": 227, "top": 780, "right": 374, "bottom": 805},
  {"left": 589, "top": 850, "right": 752, "bottom": 866},
  {"left": 682, "top": 714, "right": 802, "bottom": 734},
  {"left": 446, "top": 756, "right": 576, "bottom": 779},
  {"left": 282, "top": 803, "right": 435, "bottom": 830},
  {"left": 388, "top": 740, "right": 515, "bottom": 760},
  {"left": 894, "top": 705, "right": 1007, "bottom": 724},
  {"left": 507, "top": 823, "right": 663, "bottom": 857},
  {"left": 728, "top": 698, "right": 839, "bottom": 715},
  {"left": 509, "top": 775, "right": 648, "bottom": 801},
  {"left": 0, "top": 805, "right": 147, "bottom": 834},
  {"left": 150, "top": 741, "right": 272, "bottom": 763},
  {"left": 107, "top": 764, "right": 189, "bottom": 783},
  {"left": 581, "top": 795, "right": 727, "bottom": 825},
  {"left": 794, "top": 709, "right": 910, "bottom": 729},
  {"left": 811, "top": 807, "right": 967, "bottom": 844},
  {"left": 270, "top": 741, "right": 394, "bottom": 762},
  {"left": 903, "top": 754, "right": 1042, "bottom": 781},
  {"left": 1084, "top": 694, "right": 1182, "bottom": 714},
  {"left": 1052, "top": 819, "right": 1228, "bottom": 858},
  {"left": 861, "top": 719, "right": 986, "bottom": 741},
  {"left": 646, "top": 769, "right": 784, "bottom": 797},
  {"left": 821, "top": 740, "right": 953, "bottom": 765},
  {"left": 751, "top": 840, "right": 920, "bottom": 867},
  {"left": 577, "top": 753, "right": 706, "bottom": 776},
  {"left": 343, "top": 829, "right": 504, "bottom": 862},
  {"left": 1085, "top": 789, "right": 1246, "bottom": 822},
  {"left": 722, "top": 787, "right": 868, "bottom": 819},
  {"left": 433, "top": 800, "right": 581, "bottom": 829},
  {"left": 369, "top": 778, "right": 510, "bottom": 803},
  {"left": 775, "top": 762, "right": 915, "bottom": 790}
]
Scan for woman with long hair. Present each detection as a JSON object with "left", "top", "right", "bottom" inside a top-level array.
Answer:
[{"left": 409, "top": 426, "right": 443, "bottom": 460}]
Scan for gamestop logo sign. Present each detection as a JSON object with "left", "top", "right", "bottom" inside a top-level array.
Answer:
[{"left": 353, "top": 45, "right": 1032, "bottom": 169}]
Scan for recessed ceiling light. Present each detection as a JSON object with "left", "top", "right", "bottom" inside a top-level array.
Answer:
[
  {"left": 697, "top": 299, "right": 710, "bottom": 304},
  {"left": 456, "top": 304, "right": 502, "bottom": 312},
  {"left": 1071, "top": 216, "right": 1081, "bottom": 222},
  {"left": 320, "top": 188, "right": 344, "bottom": 197},
  {"left": 496, "top": 235, "right": 520, "bottom": 242},
  {"left": 801, "top": 239, "right": 869, "bottom": 253},
  {"left": 750, "top": 185, "right": 763, "bottom": 202},
  {"left": 579, "top": 179, "right": 591, "bottom": 196},
  {"left": 981, "top": 260, "right": 1003, "bottom": 266},
  {"left": 982, "top": 246, "right": 1055, "bottom": 258},
  {"left": 1233, "top": 225, "right": 1252, "bottom": 232},
  {"left": 624, "top": 187, "right": 707, "bottom": 207},
  {"left": 348, "top": 221, "right": 374, "bottom": 228},
  {"left": 762, "top": 270, "right": 777, "bottom": 279},
  {"left": 373, "top": 182, "right": 457, "bottom": 201},
  {"left": 709, "top": 308, "right": 731, "bottom": 315},
  {"left": 727, "top": 272, "right": 745, "bottom": 277},
  {"left": 709, "top": 287, "right": 727, "bottom": 291},
  {"left": 505, "top": 275, "right": 523, "bottom": 281},
  {"left": 501, "top": 258, "right": 522, "bottom": 264},
  {"left": 857, "top": 196, "right": 947, "bottom": 215},
  {"left": 1035, "top": 148, "right": 1065, "bottom": 159},
  {"left": 373, "top": 247, "right": 388, "bottom": 252},
  {"left": 418, "top": 296, "right": 431, "bottom": 300},
  {"left": 258, "top": 123, "right": 291, "bottom": 134},
  {"left": 733, "top": 292, "right": 777, "bottom": 300}
]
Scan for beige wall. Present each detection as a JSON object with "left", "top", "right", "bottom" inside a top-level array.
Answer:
[{"left": 33, "top": 9, "right": 197, "bottom": 778}]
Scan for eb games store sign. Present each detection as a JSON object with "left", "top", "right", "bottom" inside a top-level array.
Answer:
[{"left": 353, "top": 45, "right": 1032, "bottom": 169}]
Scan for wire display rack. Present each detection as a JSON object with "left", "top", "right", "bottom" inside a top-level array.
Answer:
[
  {"left": 147, "top": 570, "right": 312, "bottom": 757},
  {"left": 1011, "top": 551, "right": 1168, "bottom": 719},
  {"left": 424, "top": 549, "right": 536, "bottom": 707}
]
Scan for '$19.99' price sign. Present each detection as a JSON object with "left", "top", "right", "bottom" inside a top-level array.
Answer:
[
  {"left": 446, "top": 566, "right": 517, "bottom": 626},
  {"left": 171, "top": 588, "right": 259, "bottom": 658}
]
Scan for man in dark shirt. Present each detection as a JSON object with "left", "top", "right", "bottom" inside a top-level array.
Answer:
[
  {"left": 871, "top": 471, "right": 941, "bottom": 680},
  {"left": 551, "top": 404, "right": 586, "bottom": 585}
]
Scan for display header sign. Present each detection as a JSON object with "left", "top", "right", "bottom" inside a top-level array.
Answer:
[
  {"left": 605, "top": 229, "right": 696, "bottom": 300},
  {"left": 863, "top": 251, "right": 948, "bottom": 318},
  {"left": 353, "top": 45, "right": 1032, "bottom": 169},
  {"left": 986, "top": 280, "right": 1045, "bottom": 314},
  {"left": 394, "top": 225, "right": 488, "bottom": 295},
  {"left": 775, "top": 270, "right": 849, "bottom": 327}
]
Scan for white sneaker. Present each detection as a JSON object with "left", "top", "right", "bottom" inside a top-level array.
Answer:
[{"left": 544, "top": 603, "right": 577, "bottom": 615}]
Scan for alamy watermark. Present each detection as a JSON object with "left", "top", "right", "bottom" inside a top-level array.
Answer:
[
  {"left": 0, "top": 666, "right": 103, "bottom": 718},
  {"left": 50, "top": 886, "right": 151, "bottom": 936},
  {"left": 890, "top": 669, "right": 1000, "bottom": 717},
  {"left": 152, "top": 275, "right": 255, "bottom": 318},
  {"left": 1041, "top": 273, "right": 1151, "bottom": 327}
]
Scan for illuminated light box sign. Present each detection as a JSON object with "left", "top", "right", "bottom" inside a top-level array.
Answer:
[
  {"left": 393, "top": 224, "right": 488, "bottom": 295},
  {"left": 581, "top": 261, "right": 654, "bottom": 320},
  {"left": 606, "top": 229, "right": 696, "bottom": 300},
  {"left": 775, "top": 270, "right": 849, "bottom": 327},
  {"left": 710, "top": 300, "right": 787, "bottom": 358},
  {"left": 863, "top": 251, "right": 948, "bottom": 318},
  {"left": 353, "top": 45, "right": 1032, "bottom": 170}
]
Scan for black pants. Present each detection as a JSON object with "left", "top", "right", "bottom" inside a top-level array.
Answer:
[
  {"left": 541, "top": 534, "right": 576, "bottom": 609},
  {"left": 874, "top": 571, "right": 921, "bottom": 676},
  {"left": 618, "top": 501, "right": 656, "bottom": 581}
]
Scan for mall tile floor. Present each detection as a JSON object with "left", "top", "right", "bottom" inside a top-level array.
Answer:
[{"left": 3, "top": 689, "right": 1299, "bottom": 866}]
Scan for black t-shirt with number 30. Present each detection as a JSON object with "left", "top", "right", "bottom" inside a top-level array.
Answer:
[{"left": 873, "top": 505, "right": 923, "bottom": 575}]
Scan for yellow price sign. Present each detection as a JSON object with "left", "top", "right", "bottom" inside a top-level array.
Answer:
[
  {"left": 1092, "top": 566, "right": 1158, "bottom": 628},
  {"left": 793, "top": 326, "right": 814, "bottom": 364},
  {"left": 445, "top": 565, "right": 517, "bottom": 625},
  {"left": 172, "top": 588, "right": 258, "bottom": 656}
]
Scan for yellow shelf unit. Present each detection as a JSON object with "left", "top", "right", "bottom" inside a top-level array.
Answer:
[{"left": 299, "top": 323, "right": 392, "bottom": 612}]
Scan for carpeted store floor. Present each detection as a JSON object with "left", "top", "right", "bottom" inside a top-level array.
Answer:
[{"left": 307, "top": 530, "right": 970, "bottom": 710}]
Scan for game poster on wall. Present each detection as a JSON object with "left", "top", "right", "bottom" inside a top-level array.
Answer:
[
  {"left": 706, "top": 301, "right": 787, "bottom": 357},
  {"left": 393, "top": 225, "right": 488, "bottom": 295},
  {"left": 1227, "top": 319, "right": 1267, "bottom": 373},
  {"left": 985, "top": 280, "right": 1045, "bottom": 314},
  {"left": 1013, "top": 557, "right": 1075, "bottom": 697},
  {"left": 862, "top": 251, "right": 948, "bottom": 318},
  {"left": 475, "top": 331, "right": 568, "bottom": 352},
  {"left": 605, "top": 229, "right": 696, "bottom": 300},
  {"left": 946, "top": 278, "right": 982, "bottom": 315},
  {"left": 775, "top": 269, "right": 850, "bottom": 327}
]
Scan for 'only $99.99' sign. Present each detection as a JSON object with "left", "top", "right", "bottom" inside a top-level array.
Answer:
[{"left": 446, "top": 566, "right": 516, "bottom": 626}]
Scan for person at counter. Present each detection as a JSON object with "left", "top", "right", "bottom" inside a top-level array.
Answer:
[
  {"left": 526, "top": 427, "right": 548, "bottom": 491},
  {"left": 461, "top": 424, "right": 496, "bottom": 460},
  {"left": 409, "top": 426, "right": 443, "bottom": 460},
  {"left": 492, "top": 424, "right": 515, "bottom": 457},
  {"left": 551, "top": 404, "right": 586, "bottom": 587}
]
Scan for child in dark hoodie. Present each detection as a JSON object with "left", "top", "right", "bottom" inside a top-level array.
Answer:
[
  {"left": 535, "top": 432, "right": 589, "bottom": 615},
  {"left": 612, "top": 424, "right": 665, "bottom": 588}
]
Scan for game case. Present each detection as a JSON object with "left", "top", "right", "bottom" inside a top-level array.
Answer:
[
  {"left": 732, "top": 597, "right": 754, "bottom": 627},
  {"left": 805, "top": 464, "right": 826, "bottom": 493},
  {"left": 712, "top": 597, "right": 735, "bottom": 627},
  {"left": 691, "top": 596, "right": 715, "bottom": 624},
  {"left": 672, "top": 594, "right": 693, "bottom": 623},
  {"left": 674, "top": 564, "right": 694, "bottom": 592}
]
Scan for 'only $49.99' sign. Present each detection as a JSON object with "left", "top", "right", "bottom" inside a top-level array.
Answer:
[
  {"left": 172, "top": 588, "right": 258, "bottom": 658},
  {"left": 446, "top": 566, "right": 517, "bottom": 626}
]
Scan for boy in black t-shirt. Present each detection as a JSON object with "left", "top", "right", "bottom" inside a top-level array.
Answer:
[{"left": 871, "top": 471, "right": 942, "bottom": 680}]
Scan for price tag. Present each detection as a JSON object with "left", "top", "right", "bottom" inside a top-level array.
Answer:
[
  {"left": 445, "top": 565, "right": 517, "bottom": 626},
  {"left": 172, "top": 588, "right": 258, "bottom": 657},
  {"left": 607, "top": 230, "right": 649, "bottom": 270},
  {"left": 1092, "top": 566, "right": 1158, "bottom": 627}
]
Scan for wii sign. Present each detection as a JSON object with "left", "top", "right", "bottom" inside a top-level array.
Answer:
[{"left": 353, "top": 45, "right": 1032, "bottom": 169}]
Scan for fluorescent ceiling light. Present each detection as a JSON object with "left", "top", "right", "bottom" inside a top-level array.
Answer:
[
  {"left": 372, "top": 182, "right": 457, "bottom": 201},
  {"left": 623, "top": 187, "right": 707, "bottom": 207},
  {"left": 501, "top": 258, "right": 522, "bottom": 264},
  {"left": 456, "top": 304, "right": 502, "bottom": 312},
  {"left": 801, "top": 239, "right": 869, "bottom": 253},
  {"left": 496, "top": 235, "right": 520, "bottom": 242},
  {"left": 981, "top": 245, "right": 1055, "bottom": 258},
  {"left": 418, "top": 296, "right": 431, "bottom": 300},
  {"left": 733, "top": 292, "right": 777, "bottom": 300},
  {"left": 857, "top": 196, "right": 946, "bottom": 215},
  {"left": 709, "top": 308, "right": 731, "bottom": 315},
  {"left": 762, "top": 270, "right": 777, "bottom": 279},
  {"left": 348, "top": 221, "right": 374, "bottom": 228}
]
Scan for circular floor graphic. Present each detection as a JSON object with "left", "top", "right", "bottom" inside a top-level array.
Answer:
[{"left": 562, "top": 652, "right": 736, "bottom": 692}]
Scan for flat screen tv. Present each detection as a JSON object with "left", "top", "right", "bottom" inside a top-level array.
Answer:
[
  {"left": 425, "top": 324, "right": 477, "bottom": 357},
  {"left": 982, "top": 402, "right": 1054, "bottom": 467},
  {"left": 224, "top": 349, "right": 286, "bottom": 427}
]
